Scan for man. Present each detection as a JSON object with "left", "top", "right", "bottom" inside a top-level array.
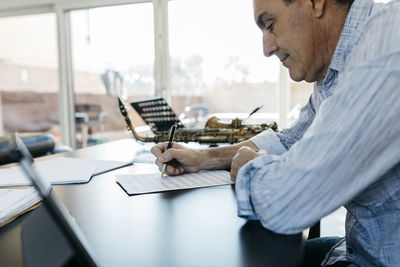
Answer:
[{"left": 151, "top": 0, "right": 400, "bottom": 265}]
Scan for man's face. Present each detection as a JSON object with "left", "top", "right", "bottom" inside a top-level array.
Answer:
[{"left": 254, "top": 0, "right": 327, "bottom": 82}]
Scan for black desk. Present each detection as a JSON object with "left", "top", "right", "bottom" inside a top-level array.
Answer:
[{"left": 0, "top": 139, "right": 304, "bottom": 267}]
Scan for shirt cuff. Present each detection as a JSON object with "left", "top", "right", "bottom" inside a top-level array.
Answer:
[
  {"left": 235, "top": 154, "right": 273, "bottom": 220},
  {"left": 250, "top": 128, "right": 287, "bottom": 155}
]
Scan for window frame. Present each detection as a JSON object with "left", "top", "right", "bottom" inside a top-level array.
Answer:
[{"left": 0, "top": 0, "right": 289, "bottom": 147}]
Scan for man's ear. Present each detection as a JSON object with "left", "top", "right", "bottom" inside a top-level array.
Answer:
[{"left": 311, "top": 0, "right": 326, "bottom": 18}]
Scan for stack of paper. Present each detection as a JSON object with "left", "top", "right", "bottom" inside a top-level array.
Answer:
[
  {"left": 0, "top": 188, "right": 42, "bottom": 226},
  {"left": 0, "top": 157, "right": 133, "bottom": 226},
  {"left": 0, "top": 157, "right": 132, "bottom": 187}
]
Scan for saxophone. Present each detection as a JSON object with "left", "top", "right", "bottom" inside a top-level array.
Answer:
[{"left": 118, "top": 97, "right": 278, "bottom": 144}]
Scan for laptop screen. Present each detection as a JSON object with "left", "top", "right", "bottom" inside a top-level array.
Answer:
[
  {"left": 9, "top": 133, "right": 52, "bottom": 197},
  {"left": 9, "top": 132, "right": 98, "bottom": 266}
]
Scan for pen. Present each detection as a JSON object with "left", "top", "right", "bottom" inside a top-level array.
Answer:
[{"left": 161, "top": 124, "right": 177, "bottom": 177}]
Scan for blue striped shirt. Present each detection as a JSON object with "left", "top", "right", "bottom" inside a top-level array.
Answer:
[{"left": 235, "top": 0, "right": 400, "bottom": 265}]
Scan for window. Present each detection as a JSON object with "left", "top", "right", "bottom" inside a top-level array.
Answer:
[
  {"left": 0, "top": 0, "right": 313, "bottom": 147},
  {"left": 168, "top": 0, "right": 313, "bottom": 129},
  {"left": 169, "top": 0, "right": 279, "bottom": 127},
  {"left": 0, "top": 13, "right": 61, "bottom": 141},
  {"left": 70, "top": 3, "right": 155, "bottom": 147},
  {"left": 288, "top": 81, "right": 313, "bottom": 125}
]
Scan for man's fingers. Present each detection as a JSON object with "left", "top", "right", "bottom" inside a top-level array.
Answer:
[
  {"left": 162, "top": 161, "right": 187, "bottom": 176},
  {"left": 165, "top": 165, "right": 180, "bottom": 176},
  {"left": 155, "top": 158, "right": 164, "bottom": 170},
  {"left": 230, "top": 168, "right": 237, "bottom": 182},
  {"left": 161, "top": 148, "right": 179, "bottom": 163},
  {"left": 238, "top": 146, "right": 256, "bottom": 154},
  {"left": 230, "top": 160, "right": 237, "bottom": 181},
  {"left": 150, "top": 144, "right": 165, "bottom": 158},
  {"left": 151, "top": 143, "right": 191, "bottom": 176}
]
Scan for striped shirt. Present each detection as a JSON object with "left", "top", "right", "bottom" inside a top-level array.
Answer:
[{"left": 235, "top": 0, "right": 400, "bottom": 265}]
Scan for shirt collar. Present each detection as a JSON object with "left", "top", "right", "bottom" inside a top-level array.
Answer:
[{"left": 328, "top": 0, "right": 374, "bottom": 73}]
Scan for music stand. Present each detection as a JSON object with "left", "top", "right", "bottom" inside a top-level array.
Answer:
[{"left": 130, "top": 97, "right": 184, "bottom": 133}]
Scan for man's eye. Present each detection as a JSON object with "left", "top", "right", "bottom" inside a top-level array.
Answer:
[{"left": 266, "top": 21, "right": 274, "bottom": 32}]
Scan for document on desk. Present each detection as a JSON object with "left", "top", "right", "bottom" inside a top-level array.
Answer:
[
  {"left": 116, "top": 170, "right": 233, "bottom": 195},
  {"left": 0, "top": 188, "right": 42, "bottom": 226},
  {"left": 91, "top": 158, "right": 133, "bottom": 176},
  {"left": 0, "top": 157, "right": 131, "bottom": 187}
]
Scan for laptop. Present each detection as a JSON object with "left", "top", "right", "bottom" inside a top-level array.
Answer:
[{"left": 9, "top": 132, "right": 98, "bottom": 267}]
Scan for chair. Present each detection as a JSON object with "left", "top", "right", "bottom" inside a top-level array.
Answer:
[{"left": 74, "top": 104, "right": 108, "bottom": 147}]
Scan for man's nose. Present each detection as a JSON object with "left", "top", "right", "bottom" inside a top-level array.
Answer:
[{"left": 263, "top": 31, "right": 278, "bottom": 57}]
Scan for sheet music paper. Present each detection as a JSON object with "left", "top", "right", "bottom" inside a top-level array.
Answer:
[
  {"left": 0, "top": 188, "right": 41, "bottom": 226},
  {"left": 116, "top": 170, "right": 233, "bottom": 195}
]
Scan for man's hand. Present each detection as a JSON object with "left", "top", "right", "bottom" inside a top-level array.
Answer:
[
  {"left": 151, "top": 142, "right": 201, "bottom": 176},
  {"left": 230, "top": 146, "right": 267, "bottom": 182}
]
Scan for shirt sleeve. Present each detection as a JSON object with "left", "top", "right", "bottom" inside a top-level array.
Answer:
[
  {"left": 250, "top": 93, "right": 316, "bottom": 155},
  {"left": 236, "top": 8, "right": 400, "bottom": 234}
]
